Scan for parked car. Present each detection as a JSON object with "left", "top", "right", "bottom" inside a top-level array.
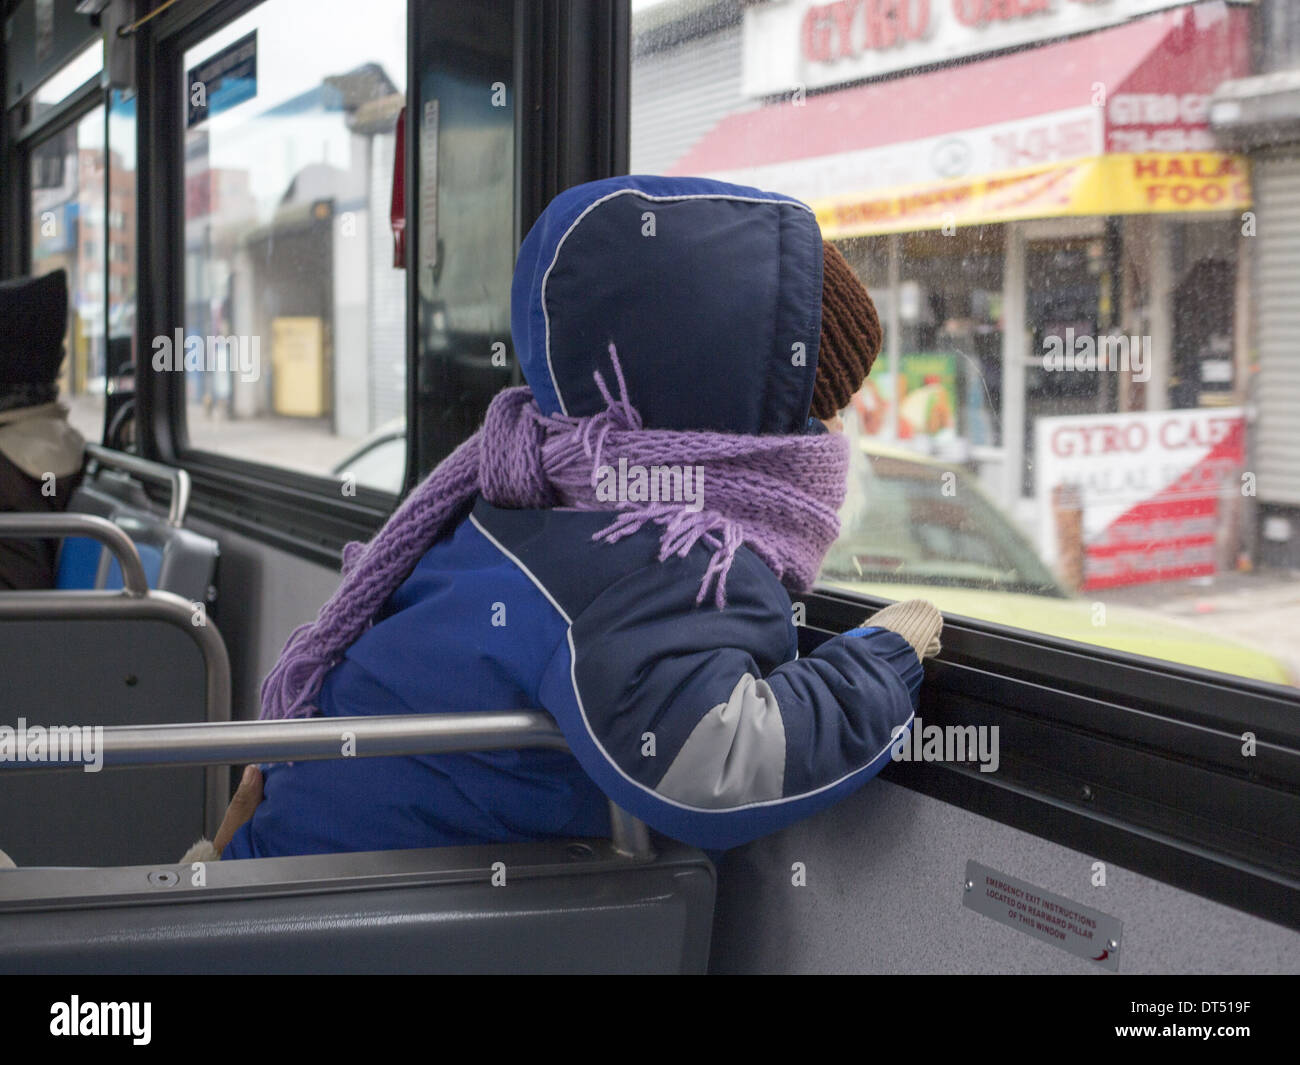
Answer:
[
  {"left": 330, "top": 418, "right": 407, "bottom": 495},
  {"left": 820, "top": 440, "right": 1296, "bottom": 686}
]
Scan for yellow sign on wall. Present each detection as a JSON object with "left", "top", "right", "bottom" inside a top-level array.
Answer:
[
  {"left": 270, "top": 317, "right": 327, "bottom": 418},
  {"left": 813, "top": 153, "right": 1252, "bottom": 238}
]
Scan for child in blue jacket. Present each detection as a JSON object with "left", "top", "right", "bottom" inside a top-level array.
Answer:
[{"left": 191, "top": 175, "right": 943, "bottom": 862}]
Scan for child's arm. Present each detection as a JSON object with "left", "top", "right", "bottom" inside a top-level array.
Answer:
[
  {"left": 178, "top": 764, "right": 264, "bottom": 863},
  {"left": 537, "top": 551, "right": 937, "bottom": 851}
]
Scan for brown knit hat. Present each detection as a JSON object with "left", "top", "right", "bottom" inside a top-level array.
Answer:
[{"left": 813, "top": 241, "right": 882, "bottom": 420}]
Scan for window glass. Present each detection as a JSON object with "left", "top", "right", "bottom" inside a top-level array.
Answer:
[
  {"left": 105, "top": 89, "right": 138, "bottom": 450},
  {"left": 411, "top": 0, "right": 517, "bottom": 475},
  {"left": 33, "top": 38, "right": 102, "bottom": 106},
  {"left": 631, "top": 0, "right": 1300, "bottom": 690},
  {"left": 30, "top": 104, "right": 107, "bottom": 444},
  {"left": 179, "top": 0, "right": 407, "bottom": 491}
]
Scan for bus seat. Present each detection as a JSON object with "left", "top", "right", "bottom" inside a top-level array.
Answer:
[
  {"left": 0, "top": 842, "right": 715, "bottom": 973},
  {"left": 0, "top": 715, "right": 714, "bottom": 974},
  {"left": 54, "top": 446, "right": 219, "bottom": 608},
  {"left": 53, "top": 510, "right": 219, "bottom": 606},
  {"left": 57, "top": 509, "right": 216, "bottom": 605},
  {"left": 0, "top": 514, "right": 231, "bottom": 867}
]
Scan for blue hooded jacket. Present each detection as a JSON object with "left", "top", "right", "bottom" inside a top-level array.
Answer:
[{"left": 225, "top": 175, "right": 921, "bottom": 858}]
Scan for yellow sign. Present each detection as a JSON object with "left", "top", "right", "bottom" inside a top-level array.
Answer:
[
  {"left": 813, "top": 153, "right": 1252, "bottom": 238},
  {"left": 271, "top": 317, "right": 327, "bottom": 418}
]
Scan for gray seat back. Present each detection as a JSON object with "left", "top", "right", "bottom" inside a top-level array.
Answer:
[{"left": 0, "top": 514, "right": 232, "bottom": 866}]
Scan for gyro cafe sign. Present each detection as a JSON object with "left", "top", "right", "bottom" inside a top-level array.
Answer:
[
  {"left": 1035, "top": 408, "right": 1245, "bottom": 590},
  {"left": 743, "top": 0, "right": 1209, "bottom": 96}
]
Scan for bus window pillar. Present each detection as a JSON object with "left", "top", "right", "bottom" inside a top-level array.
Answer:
[
  {"left": 1147, "top": 216, "right": 1172, "bottom": 411},
  {"left": 1000, "top": 221, "right": 1027, "bottom": 513},
  {"left": 885, "top": 232, "right": 901, "bottom": 442}
]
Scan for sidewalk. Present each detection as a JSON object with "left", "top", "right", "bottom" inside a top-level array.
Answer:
[
  {"left": 1098, "top": 570, "right": 1300, "bottom": 681},
  {"left": 64, "top": 393, "right": 362, "bottom": 478}
]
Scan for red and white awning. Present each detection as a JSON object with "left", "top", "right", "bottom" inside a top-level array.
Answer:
[{"left": 669, "top": 3, "right": 1251, "bottom": 234}]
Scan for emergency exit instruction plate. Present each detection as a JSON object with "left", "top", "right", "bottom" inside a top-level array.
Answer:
[{"left": 963, "top": 860, "right": 1123, "bottom": 971}]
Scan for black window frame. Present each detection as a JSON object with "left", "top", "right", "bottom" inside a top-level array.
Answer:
[{"left": 132, "top": 0, "right": 401, "bottom": 565}]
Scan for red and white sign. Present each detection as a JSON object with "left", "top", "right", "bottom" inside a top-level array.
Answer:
[
  {"left": 1035, "top": 408, "right": 1245, "bottom": 589},
  {"left": 743, "top": 0, "right": 1218, "bottom": 97},
  {"left": 1107, "top": 92, "right": 1217, "bottom": 152}
]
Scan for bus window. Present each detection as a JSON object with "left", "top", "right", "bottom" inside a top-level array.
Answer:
[
  {"left": 178, "top": 0, "right": 407, "bottom": 493},
  {"left": 631, "top": 0, "right": 1300, "bottom": 691},
  {"left": 29, "top": 103, "right": 105, "bottom": 445}
]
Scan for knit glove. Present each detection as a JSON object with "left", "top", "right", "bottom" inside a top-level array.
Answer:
[
  {"left": 179, "top": 838, "right": 222, "bottom": 863},
  {"left": 861, "top": 599, "right": 943, "bottom": 661}
]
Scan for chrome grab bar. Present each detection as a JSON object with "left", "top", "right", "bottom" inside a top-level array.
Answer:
[
  {"left": 4, "top": 712, "right": 569, "bottom": 767},
  {"left": 0, "top": 513, "right": 148, "bottom": 596},
  {"left": 0, "top": 713, "right": 654, "bottom": 860},
  {"left": 85, "top": 443, "right": 191, "bottom": 527}
]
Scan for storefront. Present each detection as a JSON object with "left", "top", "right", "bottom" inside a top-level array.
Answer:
[
  {"left": 659, "top": 0, "right": 1254, "bottom": 589},
  {"left": 1211, "top": 7, "right": 1300, "bottom": 570}
]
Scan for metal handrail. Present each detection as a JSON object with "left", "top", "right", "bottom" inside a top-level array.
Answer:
[
  {"left": 0, "top": 713, "right": 654, "bottom": 860},
  {"left": 0, "top": 713, "right": 566, "bottom": 768},
  {"left": 85, "top": 443, "right": 191, "bottom": 527},
  {"left": 0, "top": 513, "right": 148, "bottom": 596}
]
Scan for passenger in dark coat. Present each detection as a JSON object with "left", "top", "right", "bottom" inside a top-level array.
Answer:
[{"left": 0, "top": 270, "right": 85, "bottom": 590}]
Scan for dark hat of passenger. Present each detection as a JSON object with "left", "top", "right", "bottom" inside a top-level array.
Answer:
[
  {"left": 813, "top": 242, "right": 881, "bottom": 420},
  {"left": 0, "top": 270, "right": 68, "bottom": 386}
]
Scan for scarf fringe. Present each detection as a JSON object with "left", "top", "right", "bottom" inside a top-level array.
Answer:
[{"left": 259, "top": 344, "right": 848, "bottom": 720}]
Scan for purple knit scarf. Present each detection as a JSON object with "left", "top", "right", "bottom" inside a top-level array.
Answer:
[{"left": 260, "top": 346, "right": 849, "bottom": 720}]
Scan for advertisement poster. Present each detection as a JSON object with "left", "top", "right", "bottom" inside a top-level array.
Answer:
[{"left": 851, "top": 352, "right": 958, "bottom": 440}]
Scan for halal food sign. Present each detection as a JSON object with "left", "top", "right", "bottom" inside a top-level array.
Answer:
[{"left": 743, "top": 0, "right": 1193, "bottom": 97}]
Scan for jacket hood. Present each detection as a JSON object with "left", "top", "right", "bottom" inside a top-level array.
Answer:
[{"left": 511, "top": 175, "right": 824, "bottom": 435}]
